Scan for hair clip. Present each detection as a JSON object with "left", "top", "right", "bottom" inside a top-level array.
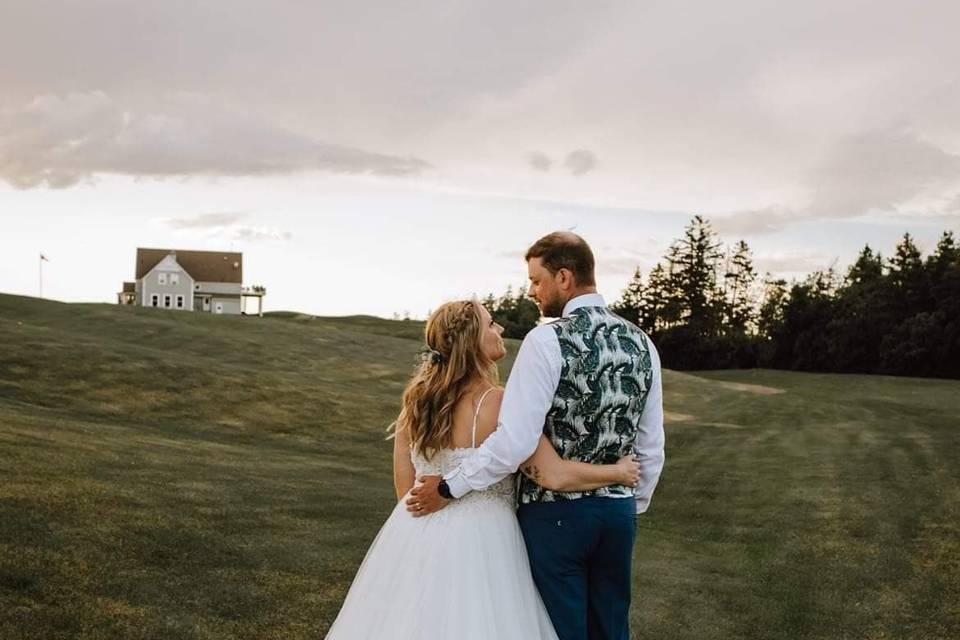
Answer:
[{"left": 419, "top": 347, "right": 444, "bottom": 365}]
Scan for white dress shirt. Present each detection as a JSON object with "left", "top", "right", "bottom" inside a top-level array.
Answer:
[{"left": 444, "top": 293, "right": 665, "bottom": 514}]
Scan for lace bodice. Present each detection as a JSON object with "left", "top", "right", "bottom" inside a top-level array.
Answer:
[
  {"left": 408, "top": 387, "right": 516, "bottom": 509},
  {"left": 411, "top": 446, "right": 517, "bottom": 508}
]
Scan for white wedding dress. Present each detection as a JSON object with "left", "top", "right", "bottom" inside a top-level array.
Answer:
[{"left": 324, "top": 392, "right": 559, "bottom": 640}]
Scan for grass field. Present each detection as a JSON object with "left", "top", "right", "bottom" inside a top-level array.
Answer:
[{"left": 1, "top": 293, "right": 958, "bottom": 639}]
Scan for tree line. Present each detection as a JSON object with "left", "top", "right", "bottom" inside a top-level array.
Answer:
[{"left": 484, "top": 216, "right": 960, "bottom": 379}]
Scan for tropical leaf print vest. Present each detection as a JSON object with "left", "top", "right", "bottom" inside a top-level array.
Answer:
[{"left": 518, "top": 306, "right": 655, "bottom": 505}]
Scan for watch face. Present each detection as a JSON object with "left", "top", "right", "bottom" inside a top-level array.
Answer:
[{"left": 439, "top": 480, "right": 452, "bottom": 499}]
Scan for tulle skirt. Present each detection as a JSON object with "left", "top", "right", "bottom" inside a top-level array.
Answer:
[{"left": 324, "top": 490, "right": 559, "bottom": 640}]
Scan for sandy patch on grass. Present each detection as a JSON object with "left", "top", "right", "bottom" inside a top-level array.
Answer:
[
  {"left": 697, "top": 421, "right": 748, "bottom": 429},
  {"left": 669, "top": 371, "right": 786, "bottom": 395},
  {"left": 664, "top": 411, "right": 746, "bottom": 429},
  {"left": 364, "top": 363, "right": 399, "bottom": 377},
  {"left": 713, "top": 380, "right": 785, "bottom": 395}
]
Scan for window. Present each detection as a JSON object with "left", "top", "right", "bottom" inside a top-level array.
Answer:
[
  {"left": 164, "top": 294, "right": 172, "bottom": 308},
  {"left": 170, "top": 273, "right": 180, "bottom": 285},
  {"left": 151, "top": 294, "right": 159, "bottom": 307},
  {"left": 176, "top": 295, "right": 184, "bottom": 309},
  {"left": 158, "top": 273, "right": 167, "bottom": 285}
]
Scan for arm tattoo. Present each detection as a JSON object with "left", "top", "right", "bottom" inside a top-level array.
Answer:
[{"left": 521, "top": 464, "right": 543, "bottom": 482}]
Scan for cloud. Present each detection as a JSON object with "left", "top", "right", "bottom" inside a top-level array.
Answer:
[
  {"left": 563, "top": 149, "right": 598, "bottom": 176},
  {"left": 941, "top": 192, "right": 960, "bottom": 215},
  {"left": 753, "top": 249, "right": 836, "bottom": 275},
  {"left": 524, "top": 149, "right": 602, "bottom": 175},
  {"left": 0, "top": 2, "right": 618, "bottom": 154},
  {"left": 527, "top": 151, "right": 552, "bottom": 172},
  {"left": 597, "top": 256, "right": 648, "bottom": 276},
  {"left": 806, "top": 126, "right": 960, "bottom": 219},
  {"left": 157, "top": 211, "right": 291, "bottom": 242},
  {"left": 713, "top": 206, "right": 799, "bottom": 235},
  {"left": 161, "top": 212, "right": 246, "bottom": 229},
  {"left": 0, "top": 92, "right": 432, "bottom": 189},
  {"left": 594, "top": 243, "right": 663, "bottom": 276},
  {"left": 714, "top": 127, "right": 960, "bottom": 234},
  {"left": 0, "top": 1, "right": 958, "bottom": 221},
  {"left": 228, "top": 226, "right": 292, "bottom": 242}
]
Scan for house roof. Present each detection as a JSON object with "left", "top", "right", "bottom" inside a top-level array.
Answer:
[
  {"left": 122, "top": 281, "right": 136, "bottom": 293},
  {"left": 136, "top": 248, "right": 243, "bottom": 283}
]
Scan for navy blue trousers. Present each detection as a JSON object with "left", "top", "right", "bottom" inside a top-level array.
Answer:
[{"left": 517, "top": 497, "right": 637, "bottom": 640}]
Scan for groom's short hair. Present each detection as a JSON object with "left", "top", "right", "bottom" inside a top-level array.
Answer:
[{"left": 525, "top": 232, "right": 596, "bottom": 287}]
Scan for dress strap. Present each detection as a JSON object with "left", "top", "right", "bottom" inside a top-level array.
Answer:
[{"left": 472, "top": 387, "right": 497, "bottom": 448}]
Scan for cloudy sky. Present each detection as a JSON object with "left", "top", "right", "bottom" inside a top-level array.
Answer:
[{"left": 2, "top": 1, "right": 958, "bottom": 317}]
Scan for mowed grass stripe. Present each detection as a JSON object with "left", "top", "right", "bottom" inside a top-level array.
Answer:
[
  {"left": 1, "top": 293, "right": 958, "bottom": 639},
  {"left": 642, "top": 369, "right": 960, "bottom": 639}
]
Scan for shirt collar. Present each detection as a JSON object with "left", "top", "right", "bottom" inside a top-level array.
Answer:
[{"left": 562, "top": 292, "right": 606, "bottom": 317}]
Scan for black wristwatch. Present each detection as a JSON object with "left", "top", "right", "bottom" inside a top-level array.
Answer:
[{"left": 438, "top": 479, "right": 453, "bottom": 500}]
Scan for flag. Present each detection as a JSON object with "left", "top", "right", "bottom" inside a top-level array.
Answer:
[{"left": 40, "top": 253, "right": 50, "bottom": 262}]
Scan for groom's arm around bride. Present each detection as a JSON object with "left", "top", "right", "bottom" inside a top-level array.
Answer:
[{"left": 407, "top": 231, "right": 664, "bottom": 640}]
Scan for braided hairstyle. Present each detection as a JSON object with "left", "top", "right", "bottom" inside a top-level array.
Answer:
[{"left": 394, "top": 299, "right": 499, "bottom": 460}]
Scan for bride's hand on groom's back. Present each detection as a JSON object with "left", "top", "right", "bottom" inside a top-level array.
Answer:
[{"left": 406, "top": 475, "right": 450, "bottom": 517}]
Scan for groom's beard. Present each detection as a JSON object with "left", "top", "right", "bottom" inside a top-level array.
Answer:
[{"left": 540, "top": 297, "right": 564, "bottom": 318}]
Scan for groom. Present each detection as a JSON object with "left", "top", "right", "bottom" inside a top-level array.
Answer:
[{"left": 409, "top": 231, "right": 665, "bottom": 640}]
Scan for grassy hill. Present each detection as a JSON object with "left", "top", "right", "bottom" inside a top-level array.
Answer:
[{"left": 1, "top": 293, "right": 958, "bottom": 639}]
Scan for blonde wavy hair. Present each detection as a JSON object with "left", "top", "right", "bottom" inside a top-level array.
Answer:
[{"left": 393, "top": 299, "right": 499, "bottom": 460}]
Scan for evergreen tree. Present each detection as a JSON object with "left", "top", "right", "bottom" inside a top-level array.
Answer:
[
  {"left": 928, "top": 230, "right": 960, "bottom": 323},
  {"left": 887, "top": 232, "right": 928, "bottom": 313},
  {"left": 722, "top": 240, "right": 758, "bottom": 333},
  {"left": 608, "top": 217, "right": 959, "bottom": 378},
  {"left": 888, "top": 233, "right": 923, "bottom": 284},
  {"left": 482, "top": 285, "right": 539, "bottom": 339},
  {"left": 666, "top": 215, "right": 724, "bottom": 336},
  {"left": 926, "top": 231, "right": 958, "bottom": 284},
  {"left": 846, "top": 245, "right": 884, "bottom": 286},
  {"left": 828, "top": 244, "right": 891, "bottom": 373},
  {"left": 778, "top": 270, "right": 837, "bottom": 371},
  {"left": 642, "top": 262, "right": 674, "bottom": 333},
  {"left": 757, "top": 276, "right": 788, "bottom": 340},
  {"left": 927, "top": 232, "right": 960, "bottom": 377},
  {"left": 611, "top": 267, "right": 645, "bottom": 327},
  {"left": 754, "top": 276, "right": 790, "bottom": 367},
  {"left": 880, "top": 230, "right": 960, "bottom": 378}
]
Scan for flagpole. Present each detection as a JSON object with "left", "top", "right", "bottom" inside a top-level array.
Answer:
[{"left": 39, "top": 254, "right": 43, "bottom": 298}]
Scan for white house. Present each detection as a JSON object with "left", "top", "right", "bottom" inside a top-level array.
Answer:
[{"left": 118, "top": 248, "right": 265, "bottom": 316}]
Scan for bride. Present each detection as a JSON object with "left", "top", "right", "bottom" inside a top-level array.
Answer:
[{"left": 324, "top": 299, "right": 640, "bottom": 639}]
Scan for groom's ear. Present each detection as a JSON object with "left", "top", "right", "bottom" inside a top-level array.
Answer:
[{"left": 556, "top": 267, "right": 575, "bottom": 291}]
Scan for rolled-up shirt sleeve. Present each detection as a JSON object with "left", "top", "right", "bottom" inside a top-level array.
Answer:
[
  {"left": 634, "top": 337, "right": 665, "bottom": 514},
  {"left": 444, "top": 325, "right": 561, "bottom": 499}
]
